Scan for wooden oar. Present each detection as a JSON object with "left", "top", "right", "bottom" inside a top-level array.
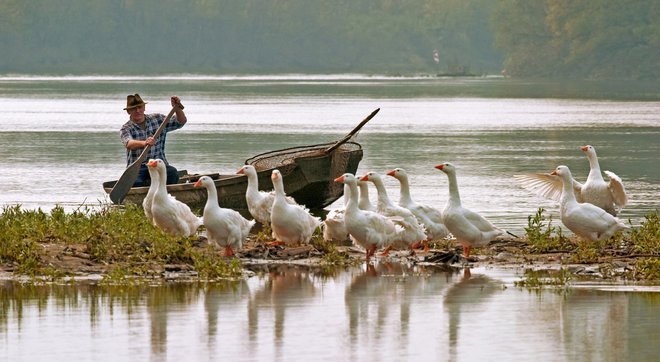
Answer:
[
  {"left": 324, "top": 108, "right": 380, "bottom": 154},
  {"left": 109, "top": 106, "right": 179, "bottom": 204}
]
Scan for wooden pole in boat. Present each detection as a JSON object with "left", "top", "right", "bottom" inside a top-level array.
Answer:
[
  {"left": 109, "top": 103, "right": 183, "bottom": 204},
  {"left": 324, "top": 108, "right": 380, "bottom": 154}
]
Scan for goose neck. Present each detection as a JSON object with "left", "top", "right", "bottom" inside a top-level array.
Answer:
[
  {"left": 446, "top": 172, "right": 462, "bottom": 207},
  {"left": 358, "top": 183, "right": 370, "bottom": 206},
  {"left": 204, "top": 183, "right": 218, "bottom": 209},
  {"left": 272, "top": 177, "right": 286, "bottom": 199},
  {"left": 154, "top": 167, "right": 168, "bottom": 200},
  {"left": 245, "top": 172, "right": 259, "bottom": 192},
  {"left": 587, "top": 153, "right": 602, "bottom": 178},
  {"left": 345, "top": 182, "right": 358, "bottom": 212},
  {"left": 560, "top": 176, "right": 578, "bottom": 204},
  {"left": 372, "top": 178, "right": 393, "bottom": 206},
  {"left": 398, "top": 177, "right": 413, "bottom": 205}
]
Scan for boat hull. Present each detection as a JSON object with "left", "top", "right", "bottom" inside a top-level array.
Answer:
[{"left": 103, "top": 142, "right": 363, "bottom": 212}]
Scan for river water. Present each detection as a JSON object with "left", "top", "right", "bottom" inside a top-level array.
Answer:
[
  {"left": 1, "top": 75, "right": 659, "bottom": 361},
  {"left": 1, "top": 75, "right": 659, "bottom": 234},
  {"left": 2, "top": 265, "right": 660, "bottom": 361}
]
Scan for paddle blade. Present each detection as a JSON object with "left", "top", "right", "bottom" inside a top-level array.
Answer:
[{"left": 109, "top": 161, "right": 142, "bottom": 204}]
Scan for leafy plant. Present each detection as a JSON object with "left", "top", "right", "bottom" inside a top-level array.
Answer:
[
  {"left": 0, "top": 205, "right": 45, "bottom": 274},
  {"left": 190, "top": 248, "right": 243, "bottom": 280},
  {"left": 633, "top": 258, "right": 660, "bottom": 281},
  {"left": 253, "top": 224, "right": 274, "bottom": 244},
  {"left": 311, "top": 238, "right": 356, "bottom": 267},
  {"left": 570, "top": 241, "right": 601, "bottom": 263},
  {"left": 524, "top": 208, "right": 571, "bottom": 252},
  {"left": 630, "top": 211, "right": 660, "bottom": 255}
]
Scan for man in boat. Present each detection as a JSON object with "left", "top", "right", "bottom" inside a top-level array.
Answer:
[{"left": 120, "top": 93, "right": 187, "bottom": 187}]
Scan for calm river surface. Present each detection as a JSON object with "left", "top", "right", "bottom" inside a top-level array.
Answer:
[
  {"left": 1, "top": 75, "right": 659, "bottom": 361},
  {"left": 2, "top": 264, "right": 660, "bottom": 361},
  {"left": 0, "top": 75, "right": 658, "bottom": 234}
]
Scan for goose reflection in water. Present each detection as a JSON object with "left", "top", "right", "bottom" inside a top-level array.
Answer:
[
  {"left": 247, "top": 265, "right": 316, "bottom": 350},
  {"left": 203, "top": 280, "right": 251, "bottom": 345},
  {"left": 344, "top": 262, "right": 459, "bottom": 358},
  {"left": 443, "top": 268, "right": 503, "bottom": 359},
  {"left": 344, "top": 262, "right": 394, "bottom": 349},
  {"left": 146, "top": 285, "right": 199, "bottom": 357}
]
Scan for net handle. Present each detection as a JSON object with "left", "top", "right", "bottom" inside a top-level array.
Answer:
[{"left": 324, "top": 108, "right": 379, "bottom": 154}]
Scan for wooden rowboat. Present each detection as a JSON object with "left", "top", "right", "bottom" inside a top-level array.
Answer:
[{"left": 103, "top": 140, "right": 364, "bottom": 212}]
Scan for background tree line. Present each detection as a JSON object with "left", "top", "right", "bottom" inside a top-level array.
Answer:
[{"left": 0, "top": 0, "right": 657, "bottom": 79}]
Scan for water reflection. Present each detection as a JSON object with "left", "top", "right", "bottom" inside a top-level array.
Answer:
[
  {"left": 559, "top": 289, "right": 660, "bottom": 361},
  {"left": 203, "top": 280, "right": 251, "bottom": 349},
  {"left": 2, "top": 266, "right": 660, "bottom": 361},
  {"left": 443, "top": 268, "right": 504, "bottom": 360},
  {"left": 559, "top": 290, "right": 629, "bottom": 361},
  {"left": 247, "top": 265, "right": 316, "bottom": 355},
  {"left": 344, "top": 262, "right": 460, "bottom": 360}
]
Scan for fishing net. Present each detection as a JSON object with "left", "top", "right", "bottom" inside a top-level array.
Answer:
[{"left": 245, "top": 141, "right": 362, "bottom": 172}]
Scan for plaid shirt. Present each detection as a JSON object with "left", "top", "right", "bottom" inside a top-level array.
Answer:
[{"left": 120, "top": 113, "right": 184, "bottom": 166}]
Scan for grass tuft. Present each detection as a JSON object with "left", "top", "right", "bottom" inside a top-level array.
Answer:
[
  {"left": 524, "top": 208, "right": 572, "bottom": 252},
  {"left": 629, "top": 211, "right": 660, "bottom": 255}
]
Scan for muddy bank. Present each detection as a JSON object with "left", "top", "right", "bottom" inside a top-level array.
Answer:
[{"left": 1, "top": 235, "right": 656, "bottom": 283}]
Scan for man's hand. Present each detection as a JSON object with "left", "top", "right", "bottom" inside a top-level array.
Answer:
[
  {"left": 145, "top": 136, "right": 156, "bottom": 147},
  {"left": 171, "top": 96, "right": 184, "bottom": 109}
]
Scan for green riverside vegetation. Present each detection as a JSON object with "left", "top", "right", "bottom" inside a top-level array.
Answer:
[
  {"left": 0, "top": 204, "right": 243, "bottom": 281},
  {"left": 1, "top": 205, "right": 658, "bottom": 283},
  {"left": 523, "top": 207, "right": 660, "bottom": 282}
]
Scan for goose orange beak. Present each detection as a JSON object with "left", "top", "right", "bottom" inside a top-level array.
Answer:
[
  {"left": 359, "top": 175, "right": 369, "bottom": 181},
  {"left": 236, "top": 167, "right": 245, "bottom": 175},
  {"left": 435, "top": 164, "right": 444, "bottom": 170},
  {"left": 334, "top": 175, "right": 345, "bottom": 183},
  {"left": 193, "top": 179, "right": 203, "bottom": 187},
  {"left": 386, "top": 170, "right": 396, "bottom": 176},
  {"left": 580, "top": 145, "right": 589, "bottom": 151},
  {"left": 147, "top": 159, "right": 157, "bottom": 167}
]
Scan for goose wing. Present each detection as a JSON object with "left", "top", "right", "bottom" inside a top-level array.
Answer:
[
  {"left": 513, "top": 173, "right": 584, "bottom": 202},
  {"left": 604, "top": 170, "right": 628, "bottom": 209}
]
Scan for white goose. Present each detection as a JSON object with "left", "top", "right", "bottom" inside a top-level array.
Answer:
[
  {"left": 148, "top": 159, "right": 202, "bottom": 237},
  {"left": 334, "top": 173, "right": 401, "bottom": 262},
  {"left": 360, "top": 171, "right": 426, "bottom": 255},
  {"left": 237, "top": 164, "right": 297, "bottom": 225},
  {"left": 194, "top": 176, "right": 255, "bottom": 256},
  {"left": 387, "top": 167, "right": 450, "bottom": 252},
  {"left": 435, "top": 162, "right": 504, "bottom": 258},
  {"left": 270, "top": 169, "right": 321, "bottom": 246},
  {"left": 513, "top": 145, "right": 627, "bottom": 216},
  {"left": 321, "top": 207, "right": 349, "bottom": 243},
  {"left": 322, "top": 180, "right": 378, "bottom": 244},
  {"left": 550, "top": 165, "right": 628, "bottom": 241},
  {"left": 357, "top": 180, "right": 376, "bottom": 212},
  {"left": 321, "top": 180, "right": 352, "bottom": 244},
  {"left": 143, "top": 158, "right": 160, "bottom": 224},
  {"left": 579, "top": 145, "right": 627, "bottom": 215}
]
